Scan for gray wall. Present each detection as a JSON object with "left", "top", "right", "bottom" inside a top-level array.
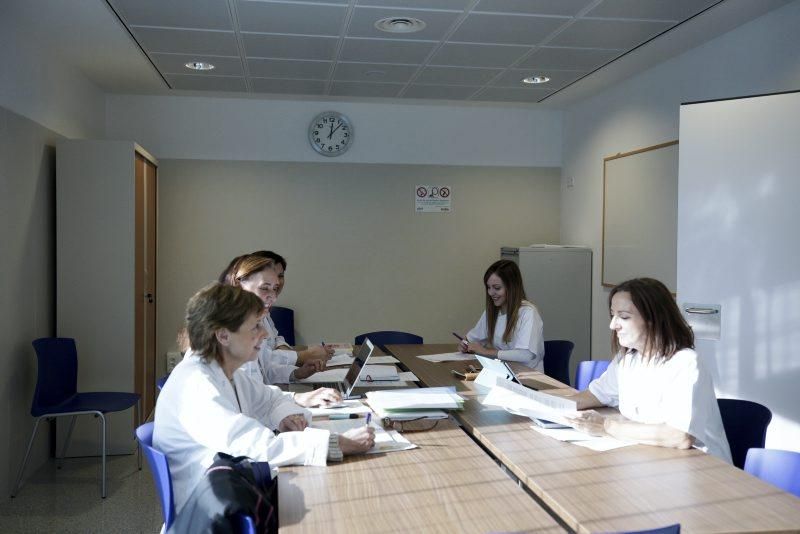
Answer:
[
  {"left": 156, "top": 160, "right": 560, "bottom": 367},
  {"left": 0, "top": 106, "right": 60, "bottom": 493}
]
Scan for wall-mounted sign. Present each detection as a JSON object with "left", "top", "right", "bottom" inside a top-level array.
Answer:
[{"left": 415, "top": 185, "right": 452, "bottom": 213}]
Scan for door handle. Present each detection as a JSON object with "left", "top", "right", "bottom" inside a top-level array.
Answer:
[{"left": 145, "top": 293, "right": 154, "bottom": 303}]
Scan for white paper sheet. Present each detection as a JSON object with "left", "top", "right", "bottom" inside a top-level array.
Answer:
[
  {"left": 309, "top": 400, "right": 371, "bottom": 417},
  {"left": 367, "top": 355, "right": 400, "bottom": 364},
  {"left": 312, "top": 418, "right": 417, "bottom": 454},
  {"left": 529, "top": 425, "right": 633, "bottom": 451},
  {"left": 327, "top": 354, "right": 355, "bottom": 367},
  {"left": 417, "top": 352, "right": 477, "bottom": 363},
  {"left": 297, "top": 368, "right": 347, "bottom": 383}
]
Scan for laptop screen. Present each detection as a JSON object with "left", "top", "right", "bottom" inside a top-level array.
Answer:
[{"left": 342, "top": 338, "right": 374, "bottom": 395}]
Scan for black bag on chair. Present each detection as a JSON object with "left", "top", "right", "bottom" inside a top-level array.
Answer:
[{"left": 169, "top": 452, "right": 278, "bottom": 534}]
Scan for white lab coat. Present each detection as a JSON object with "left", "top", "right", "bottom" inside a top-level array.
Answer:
[
  {"left": 589, "top": 348, "right": 732, "bottom": 463},
  {"left": 154, "top": 350, "right": 331, "bottom": 513},
  {"left": 466, "top": 301, "right": 544, "bottom": 371},
  {"left": 241, "top": 313, "right": 299, "bottom": 384}
]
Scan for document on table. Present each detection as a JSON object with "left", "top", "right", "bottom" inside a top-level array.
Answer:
[
  {"left": 482, "top": 377, "right": 577, "bottom": 426},
  {"left": 356, "top": 372, "right": 418, "bottom": 387},
  {"left": 529, "top": 425, "right": 633, "bottom": 451},
  {"left": 312, "top": 417, "right": 417, "bottom": 454},
  {"left": 366, "top": 387, "right": 464, "bottom": 410},
  {"left": 309, "top": 400, "right": 371, "bottom": 417},
  {"left": 417, "top": 352, "right": 477, "bottom": 362},
  {"left": 368, "top": 355, "right": 400, "bottom": 364},
  {"left": 327, "top": 354, "right": 355, "bottom": 367},
  {"left": 297, "top": 368, "right": 347, "bottom": 383}
]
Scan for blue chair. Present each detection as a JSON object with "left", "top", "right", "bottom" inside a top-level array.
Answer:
[
  {"left": 156, "top": 374, "right": 170, "bottom": 391},
  {"left": 271, "top": 306, "right": 295, "bottom": 346},
  {"left": 136, "top": 422, "right": 176, "bottom": 529},
  {"left": 543, "top": 340, "right": 574, "bottom": 386},
  {"left": 718, "top": 398, "right": 772, "bottom": 469},
  {"left": 355, "top": 330, "right": 423, "bottom": 346},
  {"left": 12, "top": 337, "right": 141, "bottom": 498},
  {"left": 621, "top": 524, "right": 680, "bottom": 534},
  {"left": 745, "top": 448, "right": 800, "bottom": 498},
  {"left": 574, "top": 359, "right": 611, "bottom": 391}
]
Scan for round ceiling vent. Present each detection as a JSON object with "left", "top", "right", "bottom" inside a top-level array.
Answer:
[
  {"left": 522, "top": 75, "right": 550, "bottom": 84},
  {"left": 374, "top": 17, "right": 426, "bottom": 33},
  {"left": 185, "top": 61, "right": 215, "bottom": 71}
]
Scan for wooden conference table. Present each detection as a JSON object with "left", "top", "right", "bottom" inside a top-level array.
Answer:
[
  {"left": 278, "top": 349, "right": 565, "bottom": 534},
  {"left": 388, "top": 344, "right": 800, "bottom": 533}
]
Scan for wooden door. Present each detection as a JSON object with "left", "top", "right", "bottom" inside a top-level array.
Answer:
[{"left": 135, "top": 152, "right": 157, "bottom": 420}]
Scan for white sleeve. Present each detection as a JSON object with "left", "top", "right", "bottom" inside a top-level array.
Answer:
[
  {"left": 466, "top": 311, "right": 488, "bottom": 343},
  {"left": 498, "top": 348, "right": 536, "bottom": 364},
  {"left": 257, "top": 345, "right": 296, "bottom": 384},
  {"left": 661, "top": 350, "right": 702, "bottom": 437},
  {"left": 272, "top": 348, "right": 299, "bottom": 366},
  {"left": 506, "top": 306, "right": 544, "bottom": 366},
  {"left": 588, "top": 356, "right": 620, "bottom": 407}
]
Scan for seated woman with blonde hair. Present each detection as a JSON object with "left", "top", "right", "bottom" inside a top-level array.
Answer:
[
  {"left": 566, "top": 277, "right": 731, "bottom": 462},
  {"left": 154, "top": 283, "right": 374, "bottom": 514}
]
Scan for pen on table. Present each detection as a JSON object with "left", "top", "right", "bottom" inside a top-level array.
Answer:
[
  {"left": 328, "top": 413, "right": 359, "bottom": 420},
  {"left": 365, "top": 413, "right": 372, "bottom": 426}
]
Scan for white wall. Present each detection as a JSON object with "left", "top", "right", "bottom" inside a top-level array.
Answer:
[
  {"left": 560, "top": 0, "right": 800, "bottom": 360},
  {"left": 106, "top": 95, "right": 561, "bottom": 167},
  {"left": 679, "top": 92, "right": 800, "bottom": 451}
]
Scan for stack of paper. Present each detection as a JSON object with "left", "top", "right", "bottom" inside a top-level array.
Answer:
[
  {"left": 366, "top": 387, "right": 463, "bottom": 420},
  {"left": 361, "top": 364, "right": 399, "bottom": 382},
  {"left": 482, "top": 378, "right": 577, "bottom": 426}
]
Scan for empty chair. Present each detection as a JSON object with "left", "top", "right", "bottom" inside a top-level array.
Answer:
[
  {"left": 621, "top": 524, "right": 680, "bottom": 534},
  {"left": 574, "top": 360, "right": 611, "bottom": 391},
  {"left": 543, "top": 340, "right": 574, "bottom": 386},
  {"left": 136, "top": 422, "right": 176, "bottom": 529},
  {"left": 718, "top": 398, "right": 772, "bottom": 469},
  {"left": 13, "top": 337, "right": 141, "bottom": 498},
  {"left": 271, "top": 305, "right": 295, "bottom": 346},
  {"left": 745, "top": 448, "right": 800, "bottom": 498},
  {"left": 355, "top": 330, "right": 423, "bottom": 346},
  {"left": 156, "top": 374, "right": 170, "bottom": 391}
]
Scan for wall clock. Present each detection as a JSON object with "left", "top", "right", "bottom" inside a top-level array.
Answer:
[{"left": 308, "top": 111, "right": 353, "bottom": 157}]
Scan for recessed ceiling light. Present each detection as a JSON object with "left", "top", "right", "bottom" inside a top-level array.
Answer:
[
  {"left": 522, "top": 75, "right": 550, "bottom": 84},
  {"left": 374, "top": 17, "right": 426, "bottom": 33},
  {"left": 185, "top": 61, "right": 215, "bottom": 71}
]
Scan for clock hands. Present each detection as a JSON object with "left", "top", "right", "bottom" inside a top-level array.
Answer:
[
  {"left": 329, "top": 121, "right": 344, "bottom": 137},
  {"left": 327, "top": 121, "right": 334, "bottom": 139}
]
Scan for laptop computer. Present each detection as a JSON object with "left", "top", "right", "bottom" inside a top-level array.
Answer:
[{"left": 317, "top": 338, "right": 375, "bottom": 399}]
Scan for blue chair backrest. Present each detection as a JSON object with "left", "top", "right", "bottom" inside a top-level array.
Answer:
[
  {"left": 136, "top": 422, "right": 176, "bottom": 529},
  {"left": 621, "top": 524, "right": 680, "bottom": 534},
  {"left": 717, "top": 398, "right": 772, "bottom": 469},
  {"left": 270, "top": 306, "right": 295, "bottom": 346},
  {"left": 543, "top": 340, "right": 574, "bottom": 386},
  {"left": 574, "top": 360, "right": 611, "bottom": 391},
  {"left": 354, "top": 331, "right": 423, "bottom": 346},
  {"left": 745, "top": 448, "right": 800, "bottom": 498},
  {"left": 156, "top": 374, "right": 170, "bottom": 391},
  {"left": 235, "top": 514, "right": 257, "bottom": 534},
  {"left": 31, "top": 338, "right": 79, "bottom": 417}
]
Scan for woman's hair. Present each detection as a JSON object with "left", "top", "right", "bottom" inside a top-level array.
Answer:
[
  {"left": 217, "top": 251, "right": 286, "bottom": 286},
  {"left": 609, "top": 277, "right": 694, "bottom": 361},
  {"left": 484, "top": 260, "right": 528, "bottom": 345},
  {"left": 218, "top": 254, "right": 276, "bottom": 287},
  {"left": 250, "top": 250, "right": 287, "bottom": 272},
  {"left": 185, "top": 283, "right": 264, "bottom": 364}
]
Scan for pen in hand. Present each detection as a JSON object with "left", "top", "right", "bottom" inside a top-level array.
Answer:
[
  {"left": 365, "top": 412, "right": 372, "bottom": 427},
  {"left": 452, "top": 332, "right": 464, "bottom": 341}
]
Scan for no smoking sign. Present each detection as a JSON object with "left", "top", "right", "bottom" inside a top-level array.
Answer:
[{"left": 415, "top": 185, "right": 452, "bottom": 212}]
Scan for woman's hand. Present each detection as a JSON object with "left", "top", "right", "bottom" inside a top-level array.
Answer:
[
  {"left": 462, "top": 341, "right": 485, "bottom": 354},
  {"left": 299, "top": 344, "right": 334, "bottom": 363},
  {"left": 278, "top": 413, "right": 308, "bottom": 432},
  {"left": 294, "top": 387, "right": 342, "bottom": 408},
  {"left": 293, "top": 359, "right": 326, "bottom": 380},
  {"left": 458, "top": 339, "right": 470, "bottom": 353},
  {"left": 338, "top": 426, "right": 375, "bottom": 454},
  {"left": 565, "top": 410, "right": 607, "bottom": 436}
]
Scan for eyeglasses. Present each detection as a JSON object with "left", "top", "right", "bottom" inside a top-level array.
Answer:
[{"left": 382, "top": 416, "right": 443, "bottom": 433}]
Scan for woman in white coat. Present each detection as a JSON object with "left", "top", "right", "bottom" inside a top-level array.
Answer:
[
  {"left": 459, "top": 259, "right": 545, "bottom": 371},
  {"left": 154, "top": 283, "right": 374, "bottom": 514},
  {"left": 565, "top": 277, "right": 732, "bottom": 462}
]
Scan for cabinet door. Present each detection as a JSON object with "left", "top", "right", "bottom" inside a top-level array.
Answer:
[{"left": 135, "top": 153, "right": 157, "bottom": 419}]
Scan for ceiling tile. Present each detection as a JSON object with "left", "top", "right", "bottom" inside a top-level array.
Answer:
[
  {"left": 549, "top": 18, "right": 672, "bottom": 49},
  {"left": 474, "top": 86, "right": 552, "bottom": 102},
  {"left": 236, "top": 1, "right": 347, "bottom": 35},
  {"left": 348, "top": 7, "right": 461, "bottom": 40},
  {"left": 474, "top": 0, "right": 595, "bottom": 17},
  {"left": 341, "top": 38, "right": 437, "bottom": 64},
  {"left": 110, "top": 0, "right": 233, "bottom": 31},
  {"left": 451, "top": 13, "right": 567, "bottom": 45},
  {"left": 491, "top": 68, "right": 585, "bottom": 88},
  {"left": 585, "top": 0, "right": 721, "bottom": 22},
  {"left": 429, "top": 43, "right": 530, "bottom": 67},
  {"left": 243, "top": 33, "right": 339, "bottom": 60},
  {"left": 151, "top": 53, "right": 244, "bottom": 76},
  {"left": 518, "top": 46, "right": 621, "bottom": 70},
  {"left": 403, "top": 84, "right": 478, "bottom": 100},
  {"left": 334, "top": 62, "right": 419, "bottom": 83},
  {"left": 250, "top": 78, "right": 326, "bottom": 95},
  {"left": 357, "top": 0, "right": 472, "bottom": 9},
  {"left": 330, "top": 81, "right": 404, "bottom": 98},
  {"left": 248, "top": 58, "right": 332, "bottom": 79},
  {"left": 131, "top": 27, "right": 239, "bottom": 55},
  {"left": 166, "top": 74, "right": 247, "bottom": 92},
  {"left": 416, "top": 65, "right": 502, "bottom": 85}
]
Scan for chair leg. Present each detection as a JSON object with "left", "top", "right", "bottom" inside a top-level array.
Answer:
[
  {"left": 98, "top": 412, "right": 107, "bottom": 498},
  {"left": 11, "top": 417, "right": 44, "bottom": 497},
  {"left": 58, "top": 415, "right": 78, "bottom": 469}
]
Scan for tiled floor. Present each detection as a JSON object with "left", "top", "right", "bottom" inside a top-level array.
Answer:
[{"left": 1, "top": 454, "right": 163, "bottom": 533}]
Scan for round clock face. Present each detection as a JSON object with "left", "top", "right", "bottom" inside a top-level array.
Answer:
[{"left": 309, "top": 112, "right": 353, "bottom": 156}]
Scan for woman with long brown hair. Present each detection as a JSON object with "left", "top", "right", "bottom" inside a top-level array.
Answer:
[
  {"left": 566, "top": 277, "right": 731, "bottom": 462},
  {"left": 459, "top": 259, "right": 544, "bottom": 371}
]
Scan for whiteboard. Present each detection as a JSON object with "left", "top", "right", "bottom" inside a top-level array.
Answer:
[{"left": 602, "top": 141, "right": 678, "bottom": 291}]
